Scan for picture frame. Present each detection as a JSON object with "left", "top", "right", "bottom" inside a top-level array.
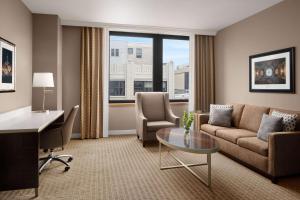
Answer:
[
  {"left": 0, "top": 37, "right": 16, "bottom": 93},
  {"left": 249, "top": 47, "right": 295, "bottom": 93}
]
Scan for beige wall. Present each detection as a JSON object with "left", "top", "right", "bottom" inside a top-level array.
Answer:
[
  {"left": 215, "top": 0, "right": 300, "bottom": 111},
  {"left": 32, "top": 14, "right": 62, "bottom": 111},
  {"left": 62, "top": 26, "right": 81, "bottom": 133},
  {"left": 109, "top": 102, "right": 188, "bottom": 130},
  {"left": 0, "top": 0, "right": 32, "bottom": 112}
]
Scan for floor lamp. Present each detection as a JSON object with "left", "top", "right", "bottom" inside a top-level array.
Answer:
[{"left": 33, "top": 73, "right": 54, "bottom": 112}]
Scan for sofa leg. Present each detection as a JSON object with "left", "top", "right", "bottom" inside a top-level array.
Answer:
[
  {"left": 137, "top": 134, "right": 139, "bottom": 139},
  {"left": 142, "top": 141, "right": 145, "bottom": 147},
  {"left": 271, "top": 177, "right": 278, "bottom": 184}
]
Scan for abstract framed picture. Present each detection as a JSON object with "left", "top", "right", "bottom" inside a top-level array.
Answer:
[
  {"left": 0, "top": 37, "right": 16, "bottom": 93},
  {"left": 249, "top": 47, "right": 295, "bottom": 93}
]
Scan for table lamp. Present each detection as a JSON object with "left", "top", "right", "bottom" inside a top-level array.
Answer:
[{"left": 33, "top": 73, "right": 54, "bottom": 112}]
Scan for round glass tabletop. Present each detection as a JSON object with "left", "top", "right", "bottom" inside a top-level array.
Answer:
[{"left": 156, "top": 128, "right": 219, "bottom": 154}]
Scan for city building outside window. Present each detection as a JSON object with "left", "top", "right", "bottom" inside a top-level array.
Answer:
[
  {"left": 128, "top": 48, "right": 133, "bottom": 55},
  {"left": 109, "top": 32, "right": 189, "bottom": 102},
  {"left": 162, "top": 81, "right": 167, "bottom": 92},
  {"left": 134, "top": 81, "right": 153, "bottom": 94},
  {"left": 136, "top": 48, "right": 142, "bottom": 58},
  {"left": 111, "top": 48, "right": 115, "bottom": 56},
  {"left": 109, "top": 81, "right": 125, "bottom": 96}
]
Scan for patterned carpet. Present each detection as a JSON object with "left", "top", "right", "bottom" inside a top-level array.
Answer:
[{"left": 1, "top": 135, "right": 300, "bottom": 200}]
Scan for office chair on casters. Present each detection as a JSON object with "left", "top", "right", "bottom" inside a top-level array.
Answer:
[{"left": 39, "top": 105, "right": 79, "bottom": 174}]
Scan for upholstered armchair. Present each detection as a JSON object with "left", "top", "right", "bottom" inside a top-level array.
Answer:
[{"left": 135, "top": 92, "right": 180, "bottom": 147}]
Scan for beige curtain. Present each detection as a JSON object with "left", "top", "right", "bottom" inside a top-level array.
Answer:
[
  {"left": 80, "top": 27, "right": 103, "bottom": 139},
  {"left": 194, "top": 35, "right": 215, "bottom": 112}
]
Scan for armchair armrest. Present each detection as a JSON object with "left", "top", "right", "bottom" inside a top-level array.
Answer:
[
  {"left": 166, "top": 109, "right": 180, "bottom": 127},
  {"left": 136, "top": 113, "right": 148, "bottom": 139},
  {"left": 268, "top": 131, "right": 300, "bottom": 177},
  {"left": 194, "top": 113, "right": 209, "bottom": 131}
]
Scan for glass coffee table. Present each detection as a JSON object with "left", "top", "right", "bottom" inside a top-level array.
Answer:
[{"left": 156, "top": 128, "right": 219, "bottom": 187}]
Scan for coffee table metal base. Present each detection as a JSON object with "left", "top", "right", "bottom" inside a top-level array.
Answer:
[{"left": 159, "top": 142, "right": 212, "bottom": 187}]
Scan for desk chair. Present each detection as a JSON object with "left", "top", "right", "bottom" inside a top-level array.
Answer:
[{"left": 39, "top": 105, "right": 79, "bottom": 173}]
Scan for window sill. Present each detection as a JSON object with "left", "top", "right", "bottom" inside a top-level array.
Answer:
[{"left": 109, "top": 99, "right": 189, "bottom": 107}]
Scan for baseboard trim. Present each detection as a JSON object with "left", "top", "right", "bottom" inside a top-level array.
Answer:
[
  {"left": 71, "top": 132, "right": 81, "bottom": 139},
  {"left": 109, "top": 129, "right": 136, "bottom": 136},
  {"left": 71, "top": 130, "right": 137, "bottom": 138}
]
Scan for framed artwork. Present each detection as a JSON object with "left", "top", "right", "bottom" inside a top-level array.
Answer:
[
  {"left": 0, "top": 37, "right": 16, "bottom": 92},
  {"left": 249, "top": 47, "right": 295, "bottom": 93}
]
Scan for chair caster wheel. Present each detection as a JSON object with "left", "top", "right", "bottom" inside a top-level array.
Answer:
[
  {"left": 67, "top": 157, "right": 73, "bottom": 163},
  {"left": 64, "top": 166, "right": 70, "bottom": 172}
]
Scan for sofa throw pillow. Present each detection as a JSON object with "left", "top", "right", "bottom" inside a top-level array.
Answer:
[
  {"left": 271, "top": 110, "right": 298, "bottom": 132},
  {"left": 209, "top": 108, "right": 233, "bottom": 127},
  {"left": 257, "top": 114, "right": 283, "bottom": 141},
  {"left": 208, "top": 104, "right": 233, "bottom": 124}
]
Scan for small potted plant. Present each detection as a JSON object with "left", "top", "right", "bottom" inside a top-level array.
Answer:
[{"left": 182, "top": 111, "right": 194, "bottom": 133}]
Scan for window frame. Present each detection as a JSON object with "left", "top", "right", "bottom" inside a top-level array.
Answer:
[{"left": 109, "top": 31, "right": 189, "bottom": 103}]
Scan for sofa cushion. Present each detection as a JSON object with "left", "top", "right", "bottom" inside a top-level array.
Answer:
[
  {"left": 147, "top": 121, "right": 175, "bottom": 131},
  {"left": 208, "top": 104, "right": 233, "bottom": 124},
  {"left": 201, "top": 124, "right": 231, "bottom": 136},
  {"left": 209, "top": 108, "right": 233, "bottom": 127},
  {"left": 231, "top": 103, "right": 245, "bottom": 127},
  {"left": 270, "top": 108, "right": 300, "bottom": 131},
  {"left": 239, "top": 105, "right": 270, "bottom": 132},
  {"left": 237, "top": 137, "right": 268, "bottom": 156},
  {"left": 142, "top": 93, "right": 165, "bottom": 121},
  {"left": 216, "top": 128, "right": 257, "bottom": 144},
  {"left": 257, "top": 114, "right": 283, "bottom": 141},
  {"left": 271, "top": 110, "right": 297, "bottom": 132}
]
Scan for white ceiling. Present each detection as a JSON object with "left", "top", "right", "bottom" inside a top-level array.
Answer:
[{"left": 22, "top": 0, "right": 282, "bottom": 33}]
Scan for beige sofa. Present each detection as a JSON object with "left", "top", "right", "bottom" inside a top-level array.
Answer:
[
  {"left": 197, "top": 104, "right": 300, "bottom": 182},
  {"left": 135, "top": 92, "right": 180, "bottom": 147}
]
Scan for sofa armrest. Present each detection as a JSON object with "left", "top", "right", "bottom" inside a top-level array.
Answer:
[
  {"left": 268, "top": 131, "right": 300, "bottom": 177},
  {"left": 194, "top": 113, "right": 209, "bottom": 131}
]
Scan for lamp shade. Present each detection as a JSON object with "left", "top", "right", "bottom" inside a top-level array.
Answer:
[{"left": 33, "top": 73, "right": 54, "bottom": 87}]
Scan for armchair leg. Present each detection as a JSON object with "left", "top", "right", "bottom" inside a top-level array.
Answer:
[
  {"left": 137, "top": 134, "right": 140, "bottom": 139},
  {"left": 271, "top": 177, "right": 278, "bottom": 184},
  {"left": 142, "top": 141, "right": 145, "bottom": 147}
]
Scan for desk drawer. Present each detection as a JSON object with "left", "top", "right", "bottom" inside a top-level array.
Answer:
[{"left": 0, "top": 132, "right": 39, "bottom": 191}]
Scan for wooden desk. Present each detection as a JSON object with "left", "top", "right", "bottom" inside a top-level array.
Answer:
[{"left": 0, "top": 108, "right": 64, "bottom": 197}]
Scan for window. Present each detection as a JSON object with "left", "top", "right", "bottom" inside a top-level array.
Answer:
[
  {"left": 109, "top": 81, "right": 125, "bottom": 96},
  {"left": 109, "top": 31, "right": 189, "bottom": 102},
  {"left": 128, "top": 48, "right": 133, "bottom": 55},
  {"left": 184, "top": 72, "right": 189, "bottom": 90},
  {"left": 109, "top": 33, "right": 153, "bottom": 101},
  {"left": 163, "top": 39, "right": 190, "bottom": 99},
  {"left": 111, "top": 48, "right": 115, "bottom": 56},
  {"left": 134, "top": 81, "right": 153, "bottom": 94},
  {"left": 136, "top": 48, "right": 142, "bottom": 58},
  {"left": 162, "top": 81, "right": 167, "bottom": 92},
  {"left": 111, "top": 48, "right": 119, "bottom": 57}
]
